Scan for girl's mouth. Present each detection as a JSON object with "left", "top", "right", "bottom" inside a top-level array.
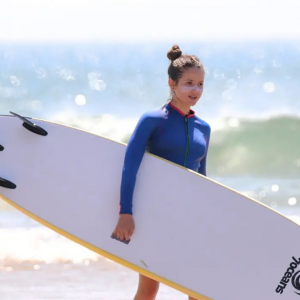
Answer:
[{"left": 188, "top": 96, "right": 197, "bottom": 100}]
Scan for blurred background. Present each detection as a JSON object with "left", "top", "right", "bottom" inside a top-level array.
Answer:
[{"left": 0, "top": 0, "right": 300, "bottom": 299}]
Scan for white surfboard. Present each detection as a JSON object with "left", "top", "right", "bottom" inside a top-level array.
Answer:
[{"left": 1, "top": 112, "right": 300, "bottom": 300}]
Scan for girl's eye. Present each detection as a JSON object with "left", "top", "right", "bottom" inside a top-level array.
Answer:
[{"left": 187, "top": 82, "right": 202, "bottom": 86}]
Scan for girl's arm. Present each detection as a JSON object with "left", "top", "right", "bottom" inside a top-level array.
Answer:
[
  {"left": 119, "top": 112, "right": 158, "bottom": 215},
  {"left": 198, "top": 125, "right": 211, "bottom": 177}
]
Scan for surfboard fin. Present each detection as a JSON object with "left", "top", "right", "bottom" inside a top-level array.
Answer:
[
  {"left": 9, "top": 111, "right": 48, "bottom": 136},
  {"left": 110, "top": 233, "right": 131, "bottom": 244},
  {"left": 0, "top": 177, "right": 17, "bottom": 189}
]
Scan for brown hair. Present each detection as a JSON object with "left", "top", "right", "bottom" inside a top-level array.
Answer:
[{"left": 166, "top": 44, "right": 204, "bottom": 103}]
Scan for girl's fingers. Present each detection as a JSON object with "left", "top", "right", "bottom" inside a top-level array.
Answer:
[
  {"left": 128, "top": 227, "right": 134, "bottom": 237},
  {"left": 124, "top": 231, "right": 130, "bottom": 241},
  {"left": 113, "top": 227, "right": 119, "bottom": 236}
]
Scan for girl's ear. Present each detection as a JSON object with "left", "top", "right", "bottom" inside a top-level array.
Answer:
[{"left": 168, "top": 78, "right": 175, "bottom": 89}]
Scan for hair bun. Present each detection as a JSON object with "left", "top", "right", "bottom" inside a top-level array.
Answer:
[{"left": 167, "top": 44, "right": 182, "bottom": 61}]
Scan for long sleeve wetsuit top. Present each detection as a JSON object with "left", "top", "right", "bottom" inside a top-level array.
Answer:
[{"left": 119, "top": 102, "right": 211, "bottom": 215}]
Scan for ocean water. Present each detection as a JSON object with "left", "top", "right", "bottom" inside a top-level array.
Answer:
[{"left": 0, "top": 40, "right": 300, "bottom": 299}]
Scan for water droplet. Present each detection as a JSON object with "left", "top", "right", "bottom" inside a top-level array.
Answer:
[
  {"left": 271, "top": 184, "right": 279, "bottom": 192},
  {"left": 75, "top": 95, "right": 87, "bottom": 106},
  {"left": 93, "top": 80, "right": 106, "bottom": 91},
  {"left": 9, "top": 75, "right": 21, "bottom": 86},
  {"left": 88, "top": 72, "right": 107, "bottom": 91},
  {"left": 58, "top": 68, "right": 75, "bottom": 81},
  {"left": 288, "top": 197, "right": 297, "bottom": 206},
  {"left": 263, "top": 82, "right": 275, "bottom": 93}
]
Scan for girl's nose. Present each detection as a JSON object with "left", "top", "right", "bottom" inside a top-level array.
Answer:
[{"left": 192, "top": 85, "right": 201, "bottom": 91}]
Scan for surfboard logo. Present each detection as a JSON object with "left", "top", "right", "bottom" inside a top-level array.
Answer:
[
  {"left": 292, "top": 270, "right": 300, "bottom": 295},
  {"left": 276, "top": 256, "right": 300, "bottom": 295}
]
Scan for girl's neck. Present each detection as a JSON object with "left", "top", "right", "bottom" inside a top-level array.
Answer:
[{"left": 169, "top": 100, "right": 191, "bottom": 115}]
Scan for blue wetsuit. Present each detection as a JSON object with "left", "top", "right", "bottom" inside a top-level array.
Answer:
[{"left": 119, "top": 102, "right": 211, "bottom": 215}]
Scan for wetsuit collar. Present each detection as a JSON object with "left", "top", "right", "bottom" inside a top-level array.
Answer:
[{"left": 167, "top": 102, "right": 195, "bottom": 118}]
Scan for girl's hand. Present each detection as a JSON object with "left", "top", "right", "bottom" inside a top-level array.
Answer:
[{"left": 113, "top": 214, "right": 135, "bottom": 241}]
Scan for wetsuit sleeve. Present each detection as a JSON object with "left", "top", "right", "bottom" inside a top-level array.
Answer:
[
  {"left": 119, "top": 113, "right": 157, "bottom": 215},
  {"left": 198, "top": 125, "right": 211, "bottom": 177}
]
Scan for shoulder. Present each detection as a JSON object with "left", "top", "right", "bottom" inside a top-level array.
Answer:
[
  {"left": 131, "top": 106, "right": 166, "bottom": 134},
  {"left": 138, "top": 106, "right": 167, "bottom": 124},
  {"left": 194, "top": 115, "right": 211, "bottom": 134}
]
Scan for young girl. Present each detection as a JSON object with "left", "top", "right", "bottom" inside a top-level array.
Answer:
[{"left": 113, "top": 44, "right": 211, "bottom": 300}]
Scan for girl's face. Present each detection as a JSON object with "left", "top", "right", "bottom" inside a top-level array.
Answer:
[{"left": 168, "top": 67, "right": 205, "bottom": 107}]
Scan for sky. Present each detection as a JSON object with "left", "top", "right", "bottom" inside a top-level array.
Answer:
[{"left": 0, "top": 0, "right": 300, "bottom": 43}]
